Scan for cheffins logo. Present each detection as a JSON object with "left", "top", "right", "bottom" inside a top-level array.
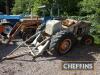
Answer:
[{"left": 62, "top": 61, "right": 94, "bottom": 70}]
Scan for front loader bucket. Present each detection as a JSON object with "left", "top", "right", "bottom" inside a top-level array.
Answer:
[{"left": 31, "top": 33, "right": 50, "bottom": 56}]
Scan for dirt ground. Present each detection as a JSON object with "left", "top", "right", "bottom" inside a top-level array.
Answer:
[{"left": 0, "top": 40, "right": 100, "bottom": 75}]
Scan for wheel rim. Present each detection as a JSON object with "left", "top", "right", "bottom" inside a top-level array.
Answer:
[
  {"left": 59, "top": 39, "right": 71, "bottom": 54},
  {"left": 85, "top": 38, "right": 92, "bottom": 45}
]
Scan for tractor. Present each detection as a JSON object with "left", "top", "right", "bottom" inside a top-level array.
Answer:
[
  {"left": 0, "top": 21, "right": 13, "bottom": 39},
  {"left": 3, "top": 19, "right": 94, "bottom": 60},
  {"left": 7, "top": 17, "right": 41, "bottom": 44},
  {"left": 24, "top": 19, "right": 94, "bottom": 57}
]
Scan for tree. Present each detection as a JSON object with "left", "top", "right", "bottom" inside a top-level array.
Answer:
[
  {"left": 32, "top": 0, "right": 52, "bottom": 16},
  {"left": 79, "top": 0, "right": 100, "bottom": 16},
  {"left": 12, "top": 0, "right": 34, "bottom": 14},
  {"left": 12, "top": 0, "right": 81, "bottom": 16},
  {"left": 32, "top": 0, "right": 81, "bottom": 16},
  {"left": 79, "top": 0, "right": 100, "bottom": 24}
]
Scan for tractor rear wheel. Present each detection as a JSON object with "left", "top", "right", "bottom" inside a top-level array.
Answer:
[
  {"left": 49, "top": 31, "right": 75, "bottom": 55},
  {"left": 22, "top": 28, "right": 36, "bottom": 45},
  {"left": 81, "top": 35, "right": 94, "bottom": 45}
]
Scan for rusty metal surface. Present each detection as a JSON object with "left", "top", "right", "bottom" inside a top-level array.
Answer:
[{"left": 8, "top": 20, "right": 41, "bottom": 43}]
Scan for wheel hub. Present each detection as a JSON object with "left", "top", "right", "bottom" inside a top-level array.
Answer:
[
  {"left": 85, "top": 39, "right": 92, "bottom": 45},
  {"left": 59, "top": 39, "right": 71, "bottom": 53}
]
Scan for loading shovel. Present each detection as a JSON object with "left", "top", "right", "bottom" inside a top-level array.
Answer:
[{"left": 2, "top": 31, "right": 51, "bottom": 61}]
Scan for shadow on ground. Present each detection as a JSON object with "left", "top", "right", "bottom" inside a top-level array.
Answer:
[
  {"left": 0, "top": 43, "right": 17, "bottom": 60},
  {"left": 0, "top": 42, "right": 100, "bottom": 62},
  {"left": 43, "top": 44, "right": 100, "bottom": 62}
]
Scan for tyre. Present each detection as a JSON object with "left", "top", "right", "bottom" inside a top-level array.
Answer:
[
  {"left": 22, "top": 28, "right": 36, "bottom": 45},
  {"left": 49, "top": 30, "right": 75, "bottom": 55},
  {"left": 81, "top": 35, "right": 94, "bottom": 45}
]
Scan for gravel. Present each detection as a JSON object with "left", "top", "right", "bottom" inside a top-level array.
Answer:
[{"left": 0, "top": 41, "right": 100, "bottom": 75}]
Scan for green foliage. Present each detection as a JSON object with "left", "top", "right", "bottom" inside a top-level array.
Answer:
[
  {"left": 12, "top": 0, "right": 34, "bottom": 14},
  {"left": 93, "top": 35, "right": 100, "bottom": 44},
  {"left": 12, "top": 0, "right": 81, "bottom": 16},
  {"left": 57, "top": 0, "right": 81, "bottom": 15},
  {"left": 5, "top": 0, "right": 100, "bottom": 17},
  {"left": 32, "top": 0, "right": 81, "bottom": 16},
  {"left": 32, "top": 0, "right": 50, "bottom": 15},
  {"left": 79, "top": 0, "right": 100, "bottom": 15}
]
